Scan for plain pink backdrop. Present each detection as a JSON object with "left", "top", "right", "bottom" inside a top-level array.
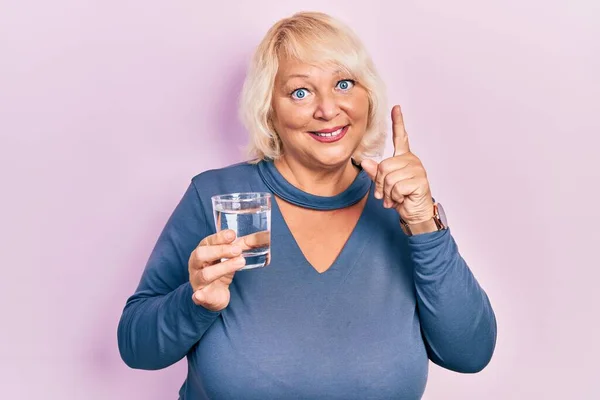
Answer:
[{"left": 1, "top": 1, "right": 598, "bottom": 399}]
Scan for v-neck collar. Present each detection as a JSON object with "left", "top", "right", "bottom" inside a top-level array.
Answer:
[
  {"left": 270, "top": 185, "right": 374, "bottom": 276},
  {"left": 252, "top": 159, "right": 375, "bottom": 276}
]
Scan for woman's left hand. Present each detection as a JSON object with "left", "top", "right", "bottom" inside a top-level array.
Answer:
[{"left": 361, "top": 105, "right": 434, "bottom": 224}]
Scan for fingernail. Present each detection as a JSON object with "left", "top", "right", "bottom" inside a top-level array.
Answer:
[
  {"left": 231, "top": 245, "right": 242, "bottom": 255},
  {"left": 224, "top": 230, "right": 234, "bottom": 240},
  {"left": 375, "top": 191, "right": 382, "bottom": 199},
  {"left": 235, "top": 256, "right": 246, "bottom": 266}
]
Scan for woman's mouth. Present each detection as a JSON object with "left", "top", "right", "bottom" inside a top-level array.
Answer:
[{"left": 308, "top": 125, "right": 349, "bottom": 143}]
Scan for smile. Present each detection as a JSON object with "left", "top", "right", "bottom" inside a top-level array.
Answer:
[{"left": 308, "top": 125, "right": 349, "bottom": 143}]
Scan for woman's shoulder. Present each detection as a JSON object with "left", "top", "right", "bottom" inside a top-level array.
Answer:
[
  {"left": 192, "top": 160, "right": 257, "bottom": 183},
  {"left": 188, "top": 160, "right": 263, "bottom": 200}
]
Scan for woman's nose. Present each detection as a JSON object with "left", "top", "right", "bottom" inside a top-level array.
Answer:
[{"left": 313, "top": 93, "right": 341, "bottom": 121}]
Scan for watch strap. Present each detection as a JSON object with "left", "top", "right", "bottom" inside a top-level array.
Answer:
[{"left": 400, "top": 203, "right": 447, "bottom": 236}]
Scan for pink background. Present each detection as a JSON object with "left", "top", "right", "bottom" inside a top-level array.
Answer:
[{"left": 1, "top": 1, "right": 598, "bottom": 399}]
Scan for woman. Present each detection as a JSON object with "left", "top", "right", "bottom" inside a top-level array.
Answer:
[{"left": 118, "top": 11, "right": 497, "bottom": 399}]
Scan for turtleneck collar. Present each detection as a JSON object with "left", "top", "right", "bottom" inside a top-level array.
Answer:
[{"left": 256, "top": 159, "right": 372, "bottom": 211}]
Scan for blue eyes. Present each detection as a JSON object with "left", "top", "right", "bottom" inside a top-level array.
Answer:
[
  {"left": 292, "top": 88, "right": 308, "bottom": 99},
  {"left": 290, "top": 79, "right": 355, "bottom": 100},
  {"left": 336, "top": 80, "right": 354, "bottom": 90}
]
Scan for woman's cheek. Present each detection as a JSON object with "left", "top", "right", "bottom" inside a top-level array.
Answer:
[{"left": 286, "top": 105, "right": 315, "bottom": 130}]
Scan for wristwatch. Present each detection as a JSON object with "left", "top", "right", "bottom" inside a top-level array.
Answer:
[{"left": 400, "top": 202, "right": 448, "bottom": 236}]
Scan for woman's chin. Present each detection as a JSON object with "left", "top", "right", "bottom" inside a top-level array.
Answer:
[{"left": 310, "top": 148, "right": 355, "bottom": 168}]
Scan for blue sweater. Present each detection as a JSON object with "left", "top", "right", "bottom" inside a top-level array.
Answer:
[{"left": 117, "top": 160, "right": 497, "bottom": 399}]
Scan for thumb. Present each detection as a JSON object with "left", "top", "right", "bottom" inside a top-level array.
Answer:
[{"left": 360, "top": 159, "right": 378, "bottom": 181}]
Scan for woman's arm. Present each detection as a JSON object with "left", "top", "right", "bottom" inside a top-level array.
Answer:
[
  {"left": 408, "top": 228, "right": 497, "bottom": 373},
  {"left": 117, "top": 181, "right": 220, "bottom": 370}
]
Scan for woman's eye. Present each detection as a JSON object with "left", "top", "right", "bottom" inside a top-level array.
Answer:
[
  {"left": 336, "top": 79, "right": 355, "bottom": 91},
  {"left": 291, "top": 88, "right": 309, "bottom": 100}
]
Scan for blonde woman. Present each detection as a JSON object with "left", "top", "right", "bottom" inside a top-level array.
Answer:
[{"left": 118, "top": 11, "right": 496, "bottom": 399}]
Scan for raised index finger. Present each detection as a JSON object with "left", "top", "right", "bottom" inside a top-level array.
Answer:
[{"left": 392, "top": 105, "right": 411, "bottom": 156}]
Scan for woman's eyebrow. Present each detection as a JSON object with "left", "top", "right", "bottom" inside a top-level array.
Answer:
[
  {"left": 279, "top": 74, "right": 310, "bottom": 91},
  {"left": 283, "top": 73, "right": 310, "bottom": 80}
]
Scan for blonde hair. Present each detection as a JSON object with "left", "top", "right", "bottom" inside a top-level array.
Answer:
[{"left": 239, "top": 11, "right": 388, "bottom": 163}]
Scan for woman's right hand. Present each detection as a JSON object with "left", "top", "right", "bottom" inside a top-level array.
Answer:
[{"left": 188, "top": 229, "right": 246, "bottom": 312}]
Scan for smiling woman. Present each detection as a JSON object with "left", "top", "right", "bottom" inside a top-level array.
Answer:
[
  {"left": 270, "top": 58, "right": 369, "bottom": 171},
  {"left": 117, "top": 11, "right": 497, "bottom": 400},
  {"left": 239, "top": 11, "right": 387, "bottom": 166}
]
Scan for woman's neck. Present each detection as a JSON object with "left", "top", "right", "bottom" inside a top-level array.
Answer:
[{"left": 273, "top": 155, "right": 360, "bottom": 197}]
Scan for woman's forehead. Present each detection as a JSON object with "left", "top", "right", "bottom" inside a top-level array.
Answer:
[{"left": 276, "top": 58, "right": 351, "bottom": 80}]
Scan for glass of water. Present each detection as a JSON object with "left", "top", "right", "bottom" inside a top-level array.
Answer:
[{"left": 211, "top": 192, "right": 272, "bottom": 270}]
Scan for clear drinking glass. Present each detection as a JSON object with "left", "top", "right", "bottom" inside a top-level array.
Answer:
[{"left": 211, "top": 192, "right": 272, "bottom": 270}]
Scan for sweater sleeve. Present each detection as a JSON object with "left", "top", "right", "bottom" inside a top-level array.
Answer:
[
  {"left": 408, "top": 228, "right": 497, "bottom": 373},
  {"left": 117, "top": 180, "right": 221, "bottom": 370}
]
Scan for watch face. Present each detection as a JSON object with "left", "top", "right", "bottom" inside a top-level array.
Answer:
[{"left": 436, "top": 203, "right": 448, "bottom": 227}]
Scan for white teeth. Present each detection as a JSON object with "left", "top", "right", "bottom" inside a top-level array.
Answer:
[{"left": 315, "top": 127, "right": 343, "bottom": 137}]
